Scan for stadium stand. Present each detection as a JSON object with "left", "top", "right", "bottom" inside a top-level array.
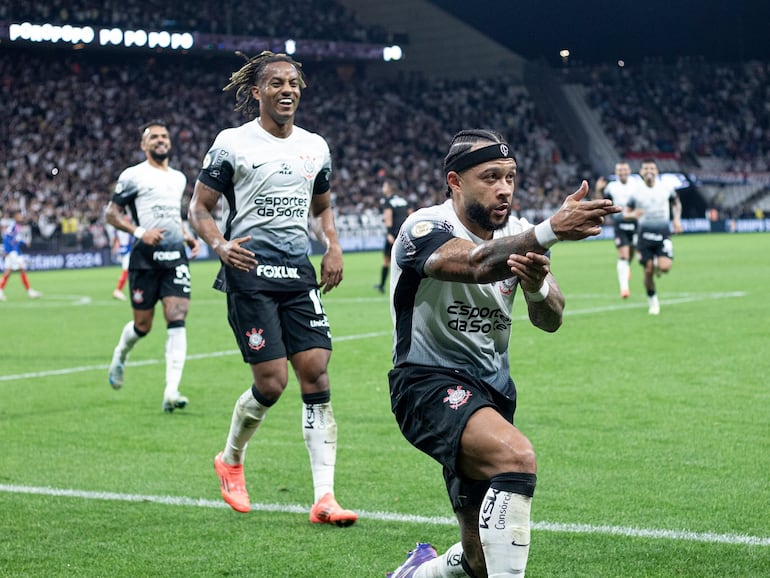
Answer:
[
  {"left": 1, "top": 43, "right": 584, "bottom": 249},
  {"left": 0, "top": 0, "right": 389, "bottom": 43},
  {"left": 2, "top": 2, "right": 769, "bottom": 248}
]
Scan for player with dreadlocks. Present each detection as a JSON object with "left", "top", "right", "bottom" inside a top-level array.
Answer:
[
  {"left": 385, "top": 129, "right": 619, "bottom": 577},
  {"left": 189, "top": 51, "right": 357, "bottom": 525}
]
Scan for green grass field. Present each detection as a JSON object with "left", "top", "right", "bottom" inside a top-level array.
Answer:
[{"left": 1, "top": 234, "right": 768, "bottom": 577}]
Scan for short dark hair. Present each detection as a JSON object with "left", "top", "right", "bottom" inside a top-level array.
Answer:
[
  {"left": 443, "top": 129, "right": 512, "bottom": 197},
  {"left": 141, "top": 120, "right": 168, "bottom": 136}
]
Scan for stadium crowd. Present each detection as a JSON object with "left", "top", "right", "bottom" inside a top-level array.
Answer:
[
  {"left": 3, "top": 0, "right": 769, "bottom": 249},
  {"left": 1, "top": 46, "right": 583, "bottom": 250},
  {"left": 583, "top": 59, "right": 770, "bottom": 173},
  {"left": 0, "top": 0, "right": 390, "bottom": 43}
]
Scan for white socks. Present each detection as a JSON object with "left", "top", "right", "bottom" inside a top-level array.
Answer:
[
  {"left": 414, "top": 542, "right": 467, "bottom": 577},
  {"left": 114, "top": 321, "right": 141, "bottom": 362},
  {"left": 303, "top": 401, "right": 337, "bottom": 502},
  {"left": 479, "top": 489, "right": 533, "bottom": 577},
  {"left": 223, "top": 389, "right": 269, "bottom": 464},
  {"left": 164, "top": 326, "right": 186, "bottom": 399},
  {"left": 617, "top": 258, "right": 630, "bottom": 293}
]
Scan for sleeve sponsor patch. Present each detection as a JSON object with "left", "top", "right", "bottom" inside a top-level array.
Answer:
[{"left": 410, "top": 221, "right": 434, "bottom": 238}]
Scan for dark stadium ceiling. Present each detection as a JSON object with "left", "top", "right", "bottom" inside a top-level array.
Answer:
[{"left": 431, "top": 0, "right": 770, "bottom": 66}]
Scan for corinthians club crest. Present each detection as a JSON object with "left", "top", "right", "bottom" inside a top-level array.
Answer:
[
  {"left": 443, "top": 385, "right": 472, "bottom": 410},
  {"left": 246, "top": 327, "right": 266, "bottom": 351}
]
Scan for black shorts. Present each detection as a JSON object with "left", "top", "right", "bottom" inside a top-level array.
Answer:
[
  {"left": 128, "top": 264, "right": 191, "bottom": 310},
  {"left": 614, "top": 220, "right": 638, "bottom": 248},
  {"left": 389, "top": 364, "right": 517, "bottom": 510},
  {"left": 227, "top": 288, "right": 332, "bottom": 364},
  {"left": 637, "top": 228, "right": 674, "bottom": 264}
]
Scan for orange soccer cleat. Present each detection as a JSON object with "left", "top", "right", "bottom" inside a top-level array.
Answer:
[{"left": 309, "top": 492, "right": 358, "bottom": 527}]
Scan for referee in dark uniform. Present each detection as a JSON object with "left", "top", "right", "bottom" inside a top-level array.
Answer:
[{"left": 374, "top": 178, "right": 411, "bottom": 293}]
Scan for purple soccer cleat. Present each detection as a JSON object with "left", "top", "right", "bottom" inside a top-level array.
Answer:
[{"left": 386, "top": 543, "right": 438, "bottom": 577}]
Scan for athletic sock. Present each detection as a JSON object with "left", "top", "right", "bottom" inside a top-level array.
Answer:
[
  {"left": 223, "top": 386, "right": 272, "bottom": 464},
  {"left": 617, "top": 259, "right": 630, "bottom": 292},
  {"left": 0, "top": 273, "right": 9, "bottom": 289},
  {"left": 20, "top": 271, "right": 31, "bottom": 290},
  {"left": 117, "top": 269, "right": 128, "bottom": 291},
  {"left": 114, "top": 321, "right": 143, "bottom": 362},
  {"left": 414, "top": 542, "right": 468, "bottom": 577},
  {"left": 479, "top": 473, "right": 536, "bottom": 578},
  {"left": 163, "top": 324, "right": 186, "bottom": 399},
  {"left": 380, "top": 265, "right": 389, "bottom": 289},
  {"left": 302, "top": 392, "right": 337, "bottom": 502}
]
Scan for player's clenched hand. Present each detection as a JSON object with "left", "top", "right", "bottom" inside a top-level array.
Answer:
[
  {"left": 508, "top": 252, "right": 550, "bottom": 293},
  {"left": 217, "top": 235, "right": 257, "bottom": 272},
  {"left": 319, "top": 244, "right": 343, "bottom": 294},
  {"left": 141, "top": 228, "right": 166, "bottom": 246},
  {"left": 550, "top": 180, "right": 621, "bottom": 241}
]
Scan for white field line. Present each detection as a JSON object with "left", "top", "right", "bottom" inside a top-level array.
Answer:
[
  {"left": 0, "top": 292, "right": 746, "bottom": 383},
  {"left": 0, "top": 484, "right": 767, "bottom": 547},
  {"left": 0, "top": 331, "right": 390, "bottom": 382}
]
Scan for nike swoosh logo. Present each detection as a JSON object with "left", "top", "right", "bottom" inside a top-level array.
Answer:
[{"left": 252, "top": 162, "right": 268, "bottom": 169}]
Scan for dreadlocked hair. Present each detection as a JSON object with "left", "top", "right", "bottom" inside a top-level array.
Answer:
[
  {"left": 443, "top": 128, "right": 507, "bottom": 197},
  {"left": 223, "top": 50, "right": 307, "bottom": 118}
]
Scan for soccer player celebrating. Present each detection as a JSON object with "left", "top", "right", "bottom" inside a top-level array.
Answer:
[
  {"left": 188, "top": 51, "right": 357, "bottom": 525},
  {"left": 386, "top": 129, "right": 620, "bottom": 577},
  {"left": 630, "top": 158, "right": 683, "bottom": 315},
  {"left": 105, "top": 120, "right": 199, "bottom": 411},
  {"left": 602, "top": 161, "right": 642, "bottom": 299}
]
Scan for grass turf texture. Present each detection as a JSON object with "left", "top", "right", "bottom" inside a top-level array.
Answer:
[{"left": 1, "top": 233, "right": 768, "bottom": 577}]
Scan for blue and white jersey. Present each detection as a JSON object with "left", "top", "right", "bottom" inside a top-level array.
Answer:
[
  {"left": 115, "top": 229, "right": 133, "bottom": 256},
  {"left": 3, "top": 222, "right": 27, "bottom": 254},
  {"left": 390, "top": 200, "right": 533, "bottom": 395}
]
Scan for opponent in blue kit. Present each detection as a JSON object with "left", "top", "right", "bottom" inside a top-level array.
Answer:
[
  {"left": 386, "top": 129, "right": 620, "bottom": 577},
  {"left": 0, "top": 211, "right": 42, "bottom": 301},
  {"left": 106, "top": 120, "right": 200, "bottom": 412},
  {"left": 189, "top": 51, "right": 357, "bottom": 525}
]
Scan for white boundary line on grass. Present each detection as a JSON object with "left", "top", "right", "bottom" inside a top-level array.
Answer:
[
  {"left": 1, "top": 483, "right": 768, "bottom": 547},
  {"left": 0, "top": 331, "right": 388, "bottom": 382},
  {"left": 0, "top": 291, "right": 746, "bottom": 383}
]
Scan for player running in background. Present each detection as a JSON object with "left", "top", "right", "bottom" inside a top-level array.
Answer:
[
  {"left": 386, "top": 129, "right": 619, "bottom": 578},
  {"left": 630, "top": 158, "right": 682, "bottom": 315},
  {"left": 601, "top": 161, "right": 642, "bottom": 299},
  {"left": 111, "top": 223, "right": 133, "bottom": 301},
  {"left": 105, "top": 120, "right": 200, "bottom": 412},
  {"left": 374, "top": 177, "right": 412, "bottom": 293},
  {"left": 188, "top": 51, "right": 357, "bottom": 525},
  {"left": 0, "top": 211, "right": 42, "bottom": 301}
]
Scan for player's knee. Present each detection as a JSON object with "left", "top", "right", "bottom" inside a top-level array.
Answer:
[
  {"left": 252, "top": 376, "right": 288, "bottom": 401},
  {"left": 499, "top": 436, "right": 536, "bottom": 473}
]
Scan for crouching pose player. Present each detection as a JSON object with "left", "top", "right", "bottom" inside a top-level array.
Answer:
[{"left": 386, "top": 129, "right": 620, "bottom": 577}]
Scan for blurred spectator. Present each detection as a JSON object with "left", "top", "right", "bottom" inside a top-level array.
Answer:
[{"left": 1, "top": 46, "right": 582, "bottom": 250}]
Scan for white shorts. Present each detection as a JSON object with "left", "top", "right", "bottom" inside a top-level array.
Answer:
[{"left": 4, "top": 251, "right": 26, "bottom": 271}]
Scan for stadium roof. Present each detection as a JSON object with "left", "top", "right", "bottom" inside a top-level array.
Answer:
[{"left": 432, "top": 0, "right": 770, "bottom": 66}]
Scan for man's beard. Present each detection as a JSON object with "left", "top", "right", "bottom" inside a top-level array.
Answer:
[
  {"left": 467, "top": 200, "right": 510, "bottom": 232},
  {"left": 149, "top": 150, "right": 169, "bottom": 163}
]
